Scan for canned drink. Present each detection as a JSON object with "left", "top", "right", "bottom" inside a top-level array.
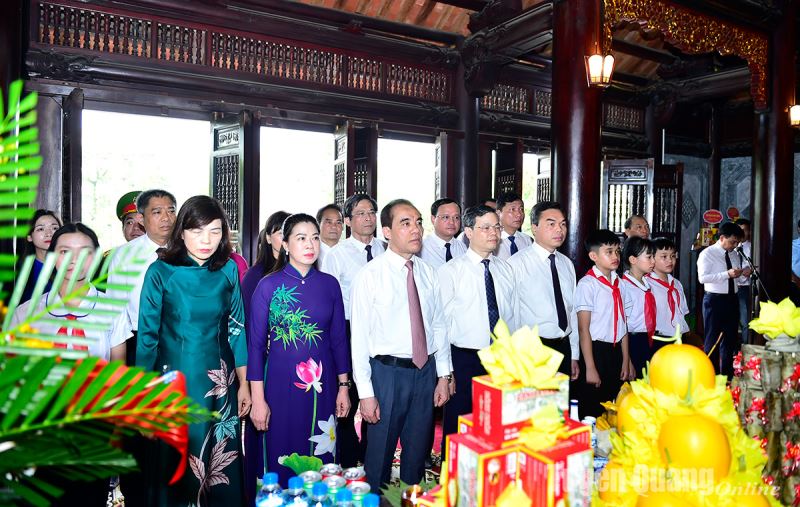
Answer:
[
  {"left": 299, "top": 470, "right": 322, "bottom": 494},
  {"left": 323, "top": 475, "right": 346, "bottom": 495},
  {"left": 347, "top": 480, "right": 371, "bottom": 502},
  {"left": 320, "top": 463, "right": 344, "bottom": 478},
  {"left": 343, "top": 466, "right": 366, "bottom": 483}
]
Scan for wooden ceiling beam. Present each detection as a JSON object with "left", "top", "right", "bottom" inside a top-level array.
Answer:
[
  {"left": 611, "top": 38, "right": 678, "bottom": 65},
  {"left": 434, "top": 0, "right": 491, "bottom": 10}
]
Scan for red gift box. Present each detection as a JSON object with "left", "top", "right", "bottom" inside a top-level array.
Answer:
[
  {"left": 472, "top": 373, "right": 569, "bottom": 445},
  {"left": 516, "top": 426, "right": 593, "bottom": 507},
  {"left": 446, "top": 432, "right": 518, "bottom": 507}
]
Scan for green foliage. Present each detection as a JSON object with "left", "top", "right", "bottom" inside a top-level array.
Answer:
[
  {"left": 268, "top": 284, "right": 323, "bottom": 349},
  {"left": 278, "top": 453, "right": 324, "bottom": 475},
  {"left": 0, "top": 80, "right": 214, "bottom": 506}
]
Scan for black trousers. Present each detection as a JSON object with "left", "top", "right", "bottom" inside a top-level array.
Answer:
[
  {"left": 703, "top": 292, "right": 740, "bottom": 378},
  {"left": 337, "top": 321, "right": 367, "bottom": 468},
  {"left": 441, "top": 345, "right": 487, "bottom": 458},
  {"left": 577, "top": 341, "right": 623, "bottom": 419}
]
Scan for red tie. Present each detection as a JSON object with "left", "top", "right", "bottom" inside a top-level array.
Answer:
[
  {"left": 624, "top": 275, "right": 656, "bottom": 344},
  {"left": 648, "top": 274, "right": 680, "bottom": 322},
  {"left": 56, "top": 314, "right": 89, "bottom": 351},
  {"left": 585, "top": 269, "right": 625, "bottom": 346}
]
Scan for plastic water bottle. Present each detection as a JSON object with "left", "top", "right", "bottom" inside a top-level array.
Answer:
[
  {"left": 310, "top": 483, "right": 332, "bottom": 507},
  {"left": 362, "top": 493, "right": 380, "bottom": 507},
  {"left": 334, "top": 488, "right": 354, "bottom": 506},
  {"left": 257, "top": 472, "right": 285, "bottom": 506},
  {"left": 284, "top": 476, "right": 310, "bottom": 506},
  {"left": 569, "top": 399, "right": 579, "bottom": 421}
]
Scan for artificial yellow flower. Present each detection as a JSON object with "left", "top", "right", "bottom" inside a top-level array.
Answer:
[
  {"left": 477, "top": 322, "right": 564, "bottom": 388},
  {"left": 748, "top": 297, "right": 800, "bottom": 338}
]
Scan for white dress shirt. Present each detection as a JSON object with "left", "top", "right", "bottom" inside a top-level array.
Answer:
[
  {"left": 418, "top": 233, "right": 468, "bottom": 268},
  {"left": 437, "top": 249, "right": 517, "bottom": 349},
  {"left": 107, "top": 233, "right": 162, "bottom": 331},
  {"left": 318, "top": 241, "right": 335, "bottom": 268},
  {"left": 320, "top": 235, "right": 385, "bottom": 320},
  {"left": 350, "top": 248, "right": 451, "bottom": 399},
  {"left": 575, "top": 266, "right": 633, "bottom": 344},
  {"left": 697, "top": 242, "right": 742, "bottom": 294},
  {"left": 495, "top": 230, "right": 533, "bottom": 260},
  {"left": 11, "top": 285, "right": 131, "bottom": 360},
  {"left": 646, "top": 273, "right": 690, "bottom": 335},
  {"left": 736, "top": 240, "right": 752, "bottom": 287},
  {"left": 619, "top": 272, "right": 652, "bottom": 333},
  {"left": 507, "top": 241, "right": 579, "bottom": 360}
]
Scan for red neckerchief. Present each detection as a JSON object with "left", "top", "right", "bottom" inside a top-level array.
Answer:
[
  {"left": 585, "top": 268, "right": 625, "bottom": 346},
  {"left": 623, "top": 273, "right": 656, "bottom": 344},
  {"left": 55, "top": 314, "right": 89, "bottom": 351},
  {"left": 648, "top": 273, "right": 680, "bottom": 323}
]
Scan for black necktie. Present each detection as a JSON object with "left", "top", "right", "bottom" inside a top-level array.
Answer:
[
  {"left": 508, "top": 235, "right": 518, "bottom": 256},
  {"left": 444, "top": 242, "right": 452, "bottom": 262},
  {"left": 482, "top": 259, "right": 500, "bottom": 334},
  {"left": 549, "top": 253, "right": 569, "bottom": 332},
  {"left": 365, "top": 244, "right": 373, "bottom": 262},
  {"left": 724, "top": 250, "right": 734, "bottom": 294}
]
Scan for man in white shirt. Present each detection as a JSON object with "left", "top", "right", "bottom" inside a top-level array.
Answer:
[
  {"left": 697, "top": 222, "right": 750, "bottom": 377},
  {"left": 320, "top": 193, "right": 384, "bottom": 467},
  {"left": 106, "top": 189, "right": 177, "bottom": 366},
  {"left": 316, "top": 203, "right": 344, "bottom": 267},
  {"left": 419, "top": 198, "right": 467, "bottom": 267},
  {"left": 624, "top": 215, "right": 651, "bottom": 240},
  {"left": 735, "top": 218, "right": 753, "bottom": 343},
  {"left": 350, "top": 199, "right": 452, "bottom": 492},
  {"left": 438, "top": 204, "right": 517, "bottom": 455},
  {"left": 494, "top": 191, "right": 532, "bottom": 259},
  {"left": 508, "top": 201, "right": 580, "bottom": 381}
]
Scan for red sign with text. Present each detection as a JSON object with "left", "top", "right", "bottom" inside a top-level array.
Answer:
[{"left": 703, "top": 209, "right": 723, "bottom": 224}]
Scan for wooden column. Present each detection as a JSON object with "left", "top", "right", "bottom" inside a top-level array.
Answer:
[
  {"left": 0, "top": 0, "right": 22, "bottom": 95},
  {"left": 551, "top": 0, "right": 602, "bottom": 273},
  {"left": 241, "top": 111, "right": 260, "bottom": 264},
  {"left": 754, "top": 0, "right": 796, "bottom": 302},
  {"left": 452, "top": 59, "right": 480, "bottom": 210},
  {"left": 62, "top": 89, "right": 84, "bottom": 223},
  {"left": 708, "top": 102, "right": 722, "bottom": 210}
]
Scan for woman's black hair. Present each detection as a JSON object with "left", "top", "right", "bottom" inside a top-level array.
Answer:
[
  {"left": 48, "top": 223, "right": 101, "bottom": 252},
  {"left": 623, "top": 236, "right": 656, "bottom": 269},
  {"left": 23, "top": 209, "right": 62, "bottom": 255},
  {"left": 256, "top": 210, "right": 291, "bottom": 272},
  {"left": 269, "top": 213, "right": 320, "bottom": 274},
  {"left": 159, "top": 195, "right": 232, "bottom": 271}
]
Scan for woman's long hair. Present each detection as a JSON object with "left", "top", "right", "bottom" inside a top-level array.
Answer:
[
  {"left": 255, "top": 210, "right": 290, "bottom": 273},
  {"left": 159, "top": 195, "right": 232, "bottom": 271},
  {"left": 23, "top": 209, "right": 62, "bottom": 256},
  {"left": 269, "top": 213, "right": 320, "bottom": 274}
]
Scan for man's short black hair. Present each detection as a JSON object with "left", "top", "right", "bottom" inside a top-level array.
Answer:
[
  {"left": 585, "top": 229, "right": 620, "bottom": 253},
  {"left": 431, "top": 198, "right": 460, "bottom": 217},
  {"left": 719, "top": 222, "right": 744, "bottom": 239},
  {"left": 496, "top": 192, "right": 522, "bottom": 211},
  {"left": 530, "top": 201, "right": 564, "bottom": 226},
  {"left": 380, "top": 199, "right": 417, "bottom": 229},
  {"left": 316, "top": 203, "right": 342, "bottom": 223},
  {"left": 652, "top": 237, "right": 676, "bottom": 252},
  {"left": 624, "top": 214, "right": 646, "bottom": 230},
  {"left": 136, "top": 189, "right": 176, "bottom": 213},
  {"left": 462, "top": 205, "right": 496, "bottom": 228},
  {"left": 737, "top": 218, "right": 750, "bottom": 227},
  {"left": 343, "top": 193, "right": 378, "bottom": 219}
]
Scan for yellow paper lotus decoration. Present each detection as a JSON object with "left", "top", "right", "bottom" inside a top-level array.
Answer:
[
  {"left": 748, "top": 297, "right": 800, "bottom": 339},
  {"left": 477, "top": 321, "right": 564, "bottom": 389},
  {"left": 496, "top": 482, "right": 532, "bottom": 506}
]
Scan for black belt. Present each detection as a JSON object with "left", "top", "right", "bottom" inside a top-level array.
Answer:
[
  {"left": 374, "top": 354, "right": 431, "bottom": 369},
  {"left": 541, "top": 336, "right": 567, "bottom": 342}
]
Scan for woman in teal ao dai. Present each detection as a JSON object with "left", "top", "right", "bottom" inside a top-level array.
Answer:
[
  {"left": 248, "top": 213, "right": 351, "bottom": 485},
  {"left": 137, "top": 196, "right": 251, "bottom": 506}
]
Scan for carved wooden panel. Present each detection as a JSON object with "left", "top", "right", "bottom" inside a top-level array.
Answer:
[
  {"left": 157, "top": 24, "right": 205, "bottom": 65},
  {"left": 603, "top": 103, "right": 645, "bottom": 133},
  {"left": 353, "top": 160, "right": 369, "bottom": 195},
  {"left": 386, "top": 63, "right": 449, "bottom": 102},
  {"left": 533, "top": 89, "right": 552, "bottom": 118},
  {"left": 334, "top": 162, "right": 346, "bottom": 206},
  {"left": 496, "top": 172, "right": 516, "bottom": 196},
  {"left": 600, "top": 159, "right": 654, "bottom": 235},
  {"left": 481, "top": 84, "right": 529, "bottom": 114},
  {"left": 213, "top": 153, "right": 240, "bottom": 230},
  {"left": 536, "top": 174, "right": 551, "bottom": 203}
]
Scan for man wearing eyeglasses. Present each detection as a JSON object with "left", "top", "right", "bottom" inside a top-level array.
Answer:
[
  {"left": 418, "top": 198, "right": 467, "bottom": 268},
  {"left": 437, "top": 204, "right": 518, "bottom": 458},
  {"left": 508, "top": 201, "right": 580, "bottom": 383},
  {"left": 316, "top": 203, "right": 344, "bottom": 266},
  {"left": 320, "top": 193, "right": 385, "bottom": 468}
]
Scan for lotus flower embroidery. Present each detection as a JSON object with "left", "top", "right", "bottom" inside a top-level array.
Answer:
[{"left": 293, "top": 358, "right": 323, "bottom": 393}]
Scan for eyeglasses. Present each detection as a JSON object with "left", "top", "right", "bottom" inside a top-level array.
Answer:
[
  {"left": 472, "top": 224, "right": 502, "bottom": 233},
  {"left": 436, "top": 214, "right": 461, "bottom": 222},
  {"left": 352, "top": 210, "right": 376, "bottom": 218}
]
